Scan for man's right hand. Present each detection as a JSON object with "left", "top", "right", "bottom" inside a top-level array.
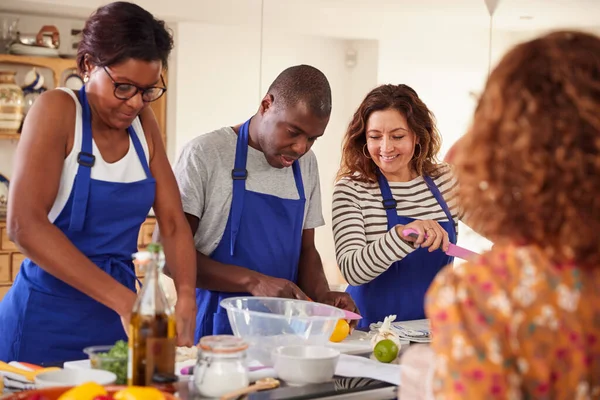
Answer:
[{"left": 248, "top": 274, "right": 310, "bottom": 300}]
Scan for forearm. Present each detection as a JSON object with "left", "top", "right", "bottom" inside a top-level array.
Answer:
[
  {"left": 296, "top": 245, "right": 330, "bottom": 301},
  {"left": 332, "top": 187, "right": 414, "bottom": 286},
  {"left": 196, "top": 251, "right": 261, "bottom": 293},
  {"left": 159, "top": 220, "right": 197, "bottom": 298},
  {"left": 336, "top": 227, "right": 414, "bottom": 286},
  {"left": 11, "top": 219, "right": 135, "bottom": 316}
]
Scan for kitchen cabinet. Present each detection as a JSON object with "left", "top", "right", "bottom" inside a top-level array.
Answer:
[{"left": 0, "top": 217, "right": 156, "bottom": 301}]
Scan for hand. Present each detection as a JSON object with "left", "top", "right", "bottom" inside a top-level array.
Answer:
[
  {"left": 249, "top": 274, "right": 310, "bottom": 300},
  {"left": 396, "top": 220, "right": 450, "bottom": 253},
  {"left": 174, "top": 294, "right": 197, "bottom": 347},
  {"left": 120, "top": 312, "right": 131, "bottom": 338},
  {"left": 118, "top": 290, "right": 136, "bottom": 337},
  {"left": 316, "top": 291, "right": 360, "bottom": 329}
]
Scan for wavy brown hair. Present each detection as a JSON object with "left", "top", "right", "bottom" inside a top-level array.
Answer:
[
  {"left": 457, "top": 30, "right": 600, "bottom": 267},
  {"left": 336, "top": 84, "right": 442, "bottom": 183}
]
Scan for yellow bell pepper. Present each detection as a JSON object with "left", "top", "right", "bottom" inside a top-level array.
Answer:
[
  {"left": 57, "top": 382, "right": 107, "bottom": 400},
  {"left": 113, "top": 386, "right": 165, "bottom": 400}
]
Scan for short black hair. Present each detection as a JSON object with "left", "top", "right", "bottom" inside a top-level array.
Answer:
[
  {"left": 77, "top": 1, "right": 173, "bottom": 74},
  {"left": 267, "top": 65, "right": 332, "bottom": 119}
]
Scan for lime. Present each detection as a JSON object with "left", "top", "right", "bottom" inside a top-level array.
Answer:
[{"left": 373, "top": 339, "right": 399, "bottom": 363}]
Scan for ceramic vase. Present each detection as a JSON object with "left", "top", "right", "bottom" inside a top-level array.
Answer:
[{"left": 0, "top": 71, "right": 24, "bottom": 133}]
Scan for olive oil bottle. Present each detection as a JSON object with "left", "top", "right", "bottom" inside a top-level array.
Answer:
[{"left": 128, "top": 243, "right": 176, "bottom": 386}]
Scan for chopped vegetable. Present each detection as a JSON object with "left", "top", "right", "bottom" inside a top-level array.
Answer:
[
  {"left": 57, "top": 382, "right": 107, "bottom": 400},
  {"left": 93, "top": 340, "right": 128, "bottom": 384}
]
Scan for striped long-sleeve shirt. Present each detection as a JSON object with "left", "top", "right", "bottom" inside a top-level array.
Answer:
[{"left": 332, "top": 165, "right": 460, "bottom": 286}]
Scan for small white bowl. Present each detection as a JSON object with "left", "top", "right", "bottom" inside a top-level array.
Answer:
[
  {"left": 35, "top": 369, "right": 117, "bottom": 388},
  {"left": 272, "top": 345, "right": 340, "bottom": 386}
]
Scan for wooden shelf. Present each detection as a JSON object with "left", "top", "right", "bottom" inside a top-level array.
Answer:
[
  {"left": 0, "top": 53, "right": 76, "bottom": 91},
  {"left": 0, "top": 132, "right": 20, "bottom": 140},
  {"left": 0, "top": 54, "right": 76, "bottom": 74},
  {"left": 0, "top": 53, "right": 167, "bottom": 146}
]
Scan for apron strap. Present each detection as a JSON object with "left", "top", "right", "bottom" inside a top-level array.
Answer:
[
  {"left": 109, "top": 257, "right": 143, "bottom": 290},
  {"left": 292, "top": 161, "right": 305, "bottom": 201},
  {"left": 423, "top": 175, "right": 457, "bottom": 243},
  {"left": 229, "top": 118, "right": 306, "bottom": 256},
  {"left": 129, "top": 122, "right": 152, "bottom": 179},
  {"left": 377, "top": 169, "right": 398, "bottom": 231},
  {"left": 230, "top": 119, "right": 251, "bottom": 256},
  {"left": 69, "top": 86, "right": 95, "bottom": 232}
]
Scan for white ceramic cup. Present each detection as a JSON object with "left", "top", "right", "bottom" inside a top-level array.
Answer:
[
  {"left": 272, "top": 345, "right": 340, "bottom": 386},
  {"left": 34, "top": 369, "right": 116, "bottom": 388}
]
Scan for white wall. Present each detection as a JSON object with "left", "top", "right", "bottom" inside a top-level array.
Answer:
[
  {"left": 172, "top": 21, "right": 261, "bottom": 157},
  {"left": 378, "top": 25, "right": 489, "bottom": 158}
]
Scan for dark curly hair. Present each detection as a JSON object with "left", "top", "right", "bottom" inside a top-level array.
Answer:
[
  {"left": 77, "top": 1, "right": 173, "bottom": 74},
  {"left": 336, "top": 84, "right": 442, "bottom": 183},
  {"left": 457, "top": 30, "right": 600, "bottom": 267}
]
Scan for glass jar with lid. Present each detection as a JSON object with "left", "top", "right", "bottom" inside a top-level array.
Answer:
[{"left": 193, "top": 335, "right": 249, "bottom": 397}]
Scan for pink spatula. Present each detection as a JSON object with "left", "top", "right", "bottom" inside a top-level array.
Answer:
[{"left": 402, "top": 228, "right": 480, "bottom": 261}]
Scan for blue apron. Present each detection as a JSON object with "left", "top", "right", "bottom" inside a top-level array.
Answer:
[
  {"left": 346, "top": 171, "right": 456, "bottom": 328},
  {"left": 0, "top": 86, "right": 154, "bottom": 364},
  {"left": 194, "top": 118, "right": 306, "bottom": 341}
]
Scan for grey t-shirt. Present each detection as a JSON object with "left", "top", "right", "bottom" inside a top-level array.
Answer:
[{"left": 174, "top": 126, "right": 325, "bottom": 255}]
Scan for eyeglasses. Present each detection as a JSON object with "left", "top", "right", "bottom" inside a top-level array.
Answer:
[{"left": 102, "top": 66, "right": 167, "bottom": 103}]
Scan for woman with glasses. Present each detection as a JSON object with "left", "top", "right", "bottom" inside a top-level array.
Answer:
[{"left": 0, "top": 1, "right": 197, "bottom": 363}]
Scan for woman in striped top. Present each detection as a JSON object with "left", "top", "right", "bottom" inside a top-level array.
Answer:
[{"left": 333, "top": 84, "right": 460, "bottom": 328}]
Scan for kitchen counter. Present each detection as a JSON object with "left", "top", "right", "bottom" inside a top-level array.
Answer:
[
  {"left": 1, "top": 325, "right": 425, "bottom": 399},
  {"left": 1, "top": 364, "right": 397, "bottom": 400},
  {"left": 177, "top": 376, "right": 396, "bottom": 400},
  {"left": 2, "top": 350, "right": 399, "bottom": 400}
]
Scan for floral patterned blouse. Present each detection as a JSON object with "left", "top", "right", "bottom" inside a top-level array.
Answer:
[{"left": 425, "top": 244, "right": 600, "bottom": 400}]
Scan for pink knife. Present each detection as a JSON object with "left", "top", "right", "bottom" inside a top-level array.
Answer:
[
  {"left": 402, "top": 228, "right": 480, "bottom": 261},
  {"left": 308, "top": 298, "right": 362, "bottom": 320}
]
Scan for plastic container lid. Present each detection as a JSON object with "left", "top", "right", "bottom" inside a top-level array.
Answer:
[{"left": 199, "top": 335, "right": 248, "bottom": 354}]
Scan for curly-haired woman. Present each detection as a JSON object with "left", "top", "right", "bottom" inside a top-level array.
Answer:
[
  {"left": 426, "top": 30, "right": 600, "bottom": 398},
  {"left": 333, "top": 84, "right": 462, "bottom": 328}
]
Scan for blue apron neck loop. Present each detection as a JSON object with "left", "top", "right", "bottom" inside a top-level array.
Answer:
[
  {"left": 229, "top": 118, "right": 306, "bottom": 256},
  {"left": 377, "top": 169, "right": 399, "bottom": 231},
  {"left": 422, "top": 175, "right": 456, "bottom": 240},
  {"left": 68, "top": 86, "right": 95, "bottom": 232},
  {"left": 69, "top": 87, "right": 152, "bottom": 232}
]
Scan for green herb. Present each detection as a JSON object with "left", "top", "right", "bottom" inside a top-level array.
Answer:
[{"left": 95, "top": 340, "right": 128, "bottom": 384}]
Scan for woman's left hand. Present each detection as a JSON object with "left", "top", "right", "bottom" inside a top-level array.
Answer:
[{"left": 174, "top": 294, "right": 197, "bottom": 346}]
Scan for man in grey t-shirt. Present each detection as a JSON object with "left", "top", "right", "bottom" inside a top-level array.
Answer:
[{"left": 162, "top": 65, "right": 357, "bottom": 339}]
